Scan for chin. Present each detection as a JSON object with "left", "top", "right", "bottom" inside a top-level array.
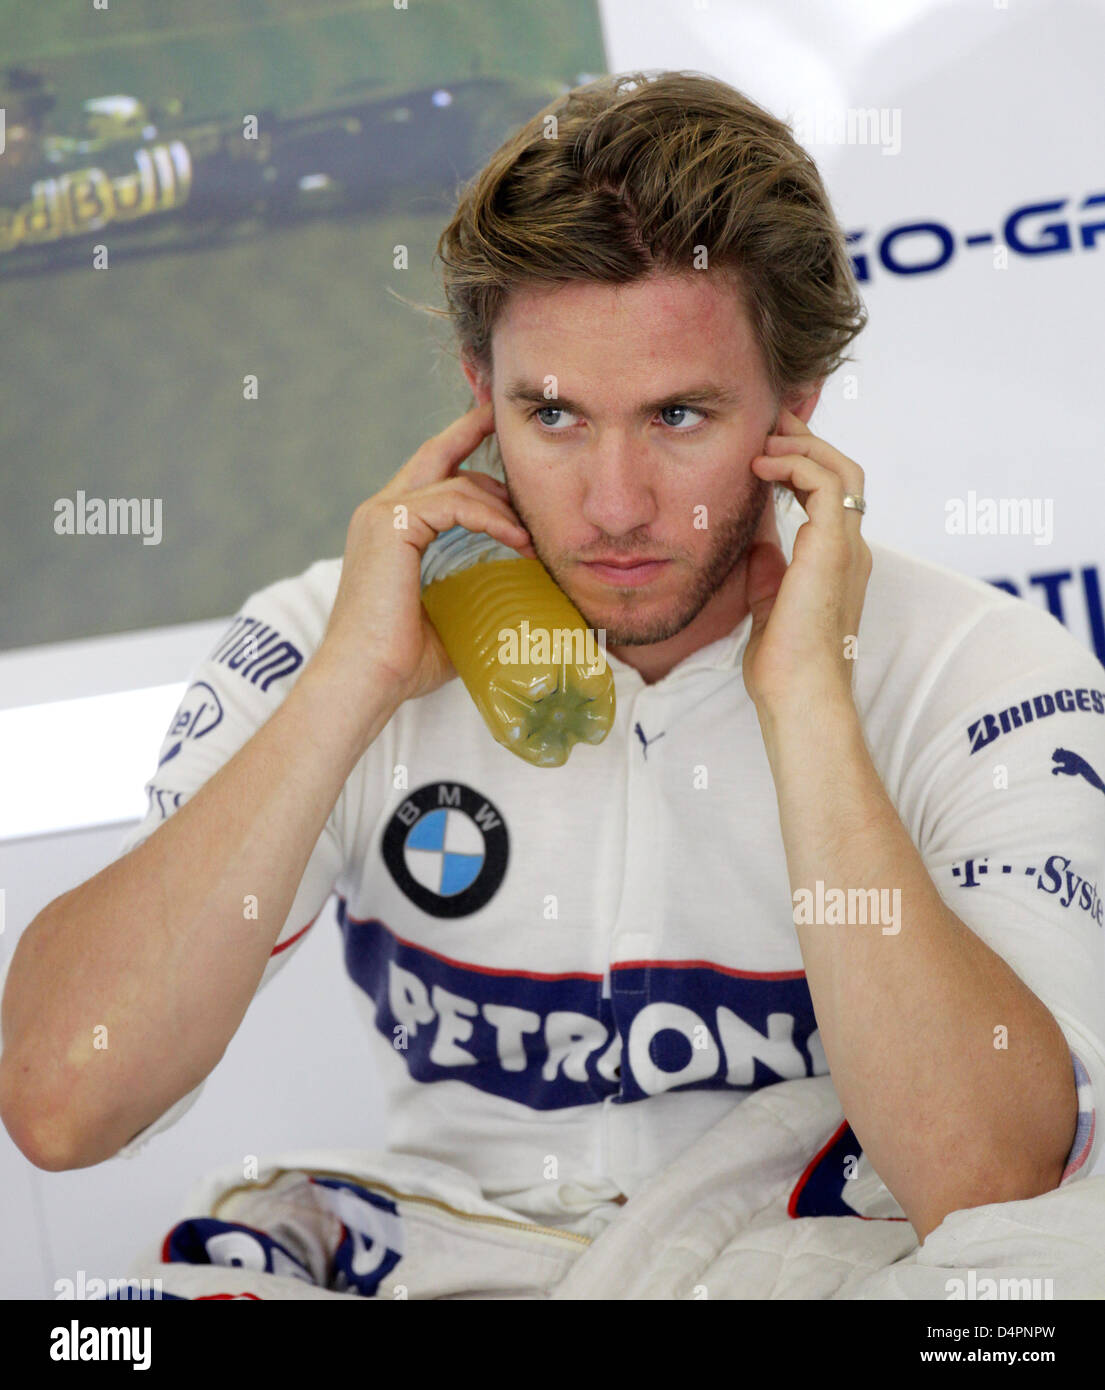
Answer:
[{"left": 584, "top": 597, "right": 688, "bottom": 646}]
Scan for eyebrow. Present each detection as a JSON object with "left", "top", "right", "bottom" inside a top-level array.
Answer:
[{"left": 502, "top": 380, "right": 743, "bottom": 416}]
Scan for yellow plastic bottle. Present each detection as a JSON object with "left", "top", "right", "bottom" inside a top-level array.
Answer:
[{"left": 420, "top": 525, "right": 616, "bottom": 767}]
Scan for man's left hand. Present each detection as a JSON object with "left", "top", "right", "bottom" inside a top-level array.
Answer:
[{"left": 742, "top": 407, "right": 873, "bottom": 713}]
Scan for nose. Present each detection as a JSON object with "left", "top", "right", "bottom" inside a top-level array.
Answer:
[{"left": 578, "top": 431, "right": 659, "bottom": 539}]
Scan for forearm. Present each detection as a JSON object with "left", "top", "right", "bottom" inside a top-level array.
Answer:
[
  {"left": 0, "top": 651, "right": 398, "bottom": 1169},
  {"left": 757, "top": 681, "right": 1077, "bottom": 1241}
]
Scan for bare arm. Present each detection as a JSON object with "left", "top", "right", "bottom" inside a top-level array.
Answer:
[
  {"left": 0, "top": 400, "right": 530, "bottom": 1173},
  {"left": 0, "top": 650, "right": 398, "bottom": 1171}
]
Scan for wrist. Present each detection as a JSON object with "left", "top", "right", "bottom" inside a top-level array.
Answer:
[
  {"left": 755, "top": 676, "right": 860, "bottom": 756},
  {"left": 755, "top": 670, "right": 855, "bottom": 723},
  {"left": 296, "top": 645, "right": 403, "bottom": 759}
]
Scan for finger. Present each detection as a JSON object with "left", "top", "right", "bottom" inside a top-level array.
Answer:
[
  {"left": 761, "top": 436, "right": 866, "bottom": 501},
  {"left": 752, "top": 451, "right": 856, "bottom": 533},
  {"left": 413, "top": 477, "right": 532, "bottom": 549},
  {"left": 456, "top": 503, "right": 531, "bottom": 553},
  {"left": 414, "top": 496, "right": 531, "bottom": 553},
  {"left": 458, "top": 475, "right": 534, "bottom": 552},
  {"left": 391, "top": 400, "right": 498, "bottom": 492},
  {"left": 774, "top": 406, "right": 818, "bottom": 441},
  {"left": 461, "top": 469, "right": 510, "bottom": 497},
  {"left": 762, "top": 410, "right": 865, "bottom": 498}
]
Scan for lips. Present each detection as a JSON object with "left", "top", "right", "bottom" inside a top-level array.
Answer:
[
  {"left": 585, "top": 557, "right": 663, "bottom": 567},
  {"left": 582, "top": 558, "right": 670, "bottom": 587}
]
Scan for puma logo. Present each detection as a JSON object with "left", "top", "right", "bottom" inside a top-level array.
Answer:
[
  {"left": 634, "top": 721, "right": 666, "bottom": 759},
  {"left": 1051, "top": 748, "right": 1105, "bottom": 797}
]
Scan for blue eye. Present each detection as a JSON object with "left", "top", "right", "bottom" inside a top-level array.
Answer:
[
  {"left": 658, "top": 405, "right": 707, "bottom": 429},
  {"left": 532, "top": 406, "right": 575, "bottom": 430},
  {"left": 529, "top": 404, "right": 709, "bottom": 432}
]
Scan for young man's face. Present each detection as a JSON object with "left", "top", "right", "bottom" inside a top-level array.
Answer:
[{"left": 463, "top": 271, "right": 816, "bottom": 657}]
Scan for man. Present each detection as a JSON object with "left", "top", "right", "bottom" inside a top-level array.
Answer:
[{"left": 3, "top": 72, "right": 1103, "bottom": 1271}]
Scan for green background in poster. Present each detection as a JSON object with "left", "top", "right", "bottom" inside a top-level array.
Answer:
[{"left": 0, "top": 0, "right": 607, "bottom": 648}]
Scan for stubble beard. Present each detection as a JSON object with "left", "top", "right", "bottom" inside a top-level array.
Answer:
[{"left": 505, "top": 469, "right": 774, "bottom": 647}]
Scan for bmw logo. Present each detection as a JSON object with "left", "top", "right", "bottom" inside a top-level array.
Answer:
[{"left": 381, "top": 782, "right": 509, "bottom": 918}]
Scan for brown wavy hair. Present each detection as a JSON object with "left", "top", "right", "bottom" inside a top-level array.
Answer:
[{"left": 418, "top": 69, "right": 866, "bottom": 421}]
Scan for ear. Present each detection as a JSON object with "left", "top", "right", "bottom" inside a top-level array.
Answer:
[
  {"left": 462, "top": 356, "right": 492, "bottom": 407},
  {"left": 783, "top": 380, "right": 825, "bottom": 425}
]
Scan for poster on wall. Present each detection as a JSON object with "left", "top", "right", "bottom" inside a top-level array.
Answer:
[{"left": 0, "top": 0, "right": 607, "bottom": 649}]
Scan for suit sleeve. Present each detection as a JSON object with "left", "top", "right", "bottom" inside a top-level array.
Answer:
[
  {"left": 111, "top": 559, "right": 348, "bottom": 1158},
  {"left": 899, "top": 598, "right": 1105, "bottom": 1187}
]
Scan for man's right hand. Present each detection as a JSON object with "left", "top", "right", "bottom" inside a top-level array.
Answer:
[{"left": 314, "top": 400, "right": 536, "bottom": 724}]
